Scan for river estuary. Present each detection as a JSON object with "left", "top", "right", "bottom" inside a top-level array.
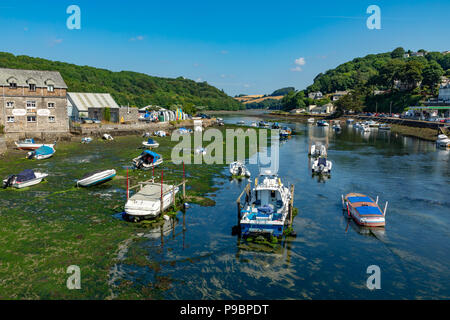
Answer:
[{"left": 0, "top": 115, "right": 449, "bottom": 299}]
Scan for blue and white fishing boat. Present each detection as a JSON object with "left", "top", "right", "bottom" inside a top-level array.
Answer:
[
  {"left": 14, "top": 138, "right": 55, "bottom": 150},
  {"left": 27, "top": 145, "right": 55, "bottom": 160},
  {"left": 76, "top": 169, "right": 116, "bottom": 187},
  {"left": 142, "top": 138, "right": 159, "bottom": 148},
  {"left": 342, "top": 193, "right": 387, "bottom": 227},
  {"left": 132, "top": 150, "right": 163, "bottom": 170},
  {"left": 239, "top": 170, "right": 292, "bottom": 238}
]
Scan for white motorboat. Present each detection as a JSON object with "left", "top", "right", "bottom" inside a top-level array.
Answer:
[
  {"left": 366, "top": 120, "right": 379, "bottom": 127},
  {"left": 142, "top": 138, "right": 159, "bottom": 148},
  {"left": 346, "top": 118, "right": 354, "bottom": 124},
  {"left": 154, "top": 130, "right": 167, "bottom": 137},
  {"left": 378, "top": 124, "right": 391, "bottom": 131},
  {"left": 124, "top": 183, "right": 179, "bottom": 221},
  {"left": 133, "top": 150, "right": 163, "bottom": 170},
  {"left": 76, "top": 169, "right": 116, "bottom": 187},
  {"left": 307, "top": 118, "right": 315, "bottom": 123},
  {"left": 27, "top": 145, "right": 55, "bottom": 160},
  {"left": 361, "top": 124, "right": 371, "bottom": 132},
  {"left": 312, "top": 157, "right": 332, "bottom": 174},
  {"left": 81, "top": 137, "right": 93, "bottom": 144},
  {"left": 436, "top": 134, "right": 450, "bottom": 148},
  {"left": 332, "top": 124, "right": 342, "bottom": 131},
  {"left": 102, "top": 134, "right": 114, "bottom": 141},
  {"left": 309, "top": 144, "right": 327, "bottom": 158},
  {"left": 317, "top": 120, "right": 329, "bottom": 127},
  {"left": 239, "top": 170, "right": 292, "bottom": 237},
  {"left": 14, "top": 138, "right": 55, "bottom": 150},
  {"left": 3, "top": 169, "right": 48, "bottom": 189},
  {"left": 229, "top": 161, "right": 251, "bottom": 177},
  {"left": 237, "top": 120, "right": 245, "bottom": 125},
  {"left": 251, "top": 122, "right": 258, "bottom": 127}
]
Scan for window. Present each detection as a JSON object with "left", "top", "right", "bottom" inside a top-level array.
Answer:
[
  {"left": 9, "top": 82, "right": 17, "bottom": 89},
  {"left": 7, "top": 116, "right": 15, "bottom": 123},
  {"left": 48, "top": 102, "right": 55, "bottom": 108},
  {"left": 48, "top": 116, "right": 55, "bottom": 123},
  {"left": 26, "top": 101, "right": 36, "bottom": 113},
  {"left": 29, "top": 83, "right": 36, "bottom": 91},
  {"left": 6, "top": 101, "right": 14, "bottom": 108},
  {"left": 47, "top": 85, "right": 54, "bottom": 92},
  {"left": 27, "top": 116, "right": 36, "bottom": 123}
]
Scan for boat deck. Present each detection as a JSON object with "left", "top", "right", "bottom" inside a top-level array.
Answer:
[{"left": 131, "top": 183, "right": 176, "bottom": 201}]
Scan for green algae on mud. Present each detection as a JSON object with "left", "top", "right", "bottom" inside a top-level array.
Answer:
[{"left": 0, "top": 125, "right": 267, "bottom": 299}]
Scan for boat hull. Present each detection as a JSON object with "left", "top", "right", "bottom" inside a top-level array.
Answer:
[
  {"left": 3, "top": 173, "right": 48, "bottom": 189},
  {"left": 76, "top": 170, "right": 117, "bottom": 187},
  {"left": 125, "top": 186, "right": 179, "bottom": 218}
]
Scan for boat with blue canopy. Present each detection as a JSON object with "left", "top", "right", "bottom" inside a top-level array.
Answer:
[
  {"left": 342, "top": 193, "right": 387, "bottom": 227},
  {"left": 132, "top": 150, "right": 163, "bottom": 169},
  {"left": 3, "top": 169, "right": 48, "bottom": 189},
  {"left": 142, "top": 138, "right": 159, "bottom": 148},
  {"left": 27, "top": 145, "right": 55, "bottom": 160}
]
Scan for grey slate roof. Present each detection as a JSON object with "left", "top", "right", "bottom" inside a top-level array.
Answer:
[
  {"left": 0, "top": 67, "right": 68, "bottom": 89},
  {"left": 67, "top": 92, "right": 120, "bottom": 112}
]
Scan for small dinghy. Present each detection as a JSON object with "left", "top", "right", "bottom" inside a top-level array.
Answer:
[
  {"left": 307, "top": 118, "right": 315, "bottom": 123},
  {"left": 14, "top": 138, "right": 55, "bottom": 150},
  {"left": 229, "top": 161, "right": 251, "bottom": 177},
  {"left": 81, "top": 137, "right": 93, "bottom": 144},
  {"left": 317, "top": 120, "right": 329, "bottom": 127},
  {"left": 360, "top": 124, "right": 370, "bottom": 132},
  {"left": 102, "top": 134, "right": 114, "bottom": 141},
  {"left": 280, "top": 127, "right": 292, "bottom": 138},
  {"left": 154, "top": 130, "right": 167, "bottom": 137},
  {"left": 3, "top": 169, "right": 48, "bottom": 189},
  {"left": 309, "top": 144, "right": 327, "bottom": 158},
  {"left": 237, "top": 120, "right": 245, "bottom": 125},
  {"left": 133, "top": 150, "right": 163, "bottom": 170},
  {"left": 250, "top": 122, "right": 258, "bottom": 127},
  {"left": 27, "top": 145, "right": 55, "bottom": 160},
  {"left": 378, "top": 124, "right": 391, "bottom": 131},
  {"left": 142, "top": 138, "right": 159, "bottom": 148},
  {"left": 342, "top": 193, "right": 387, "bottom": 227},
  {"left": 194, "top": 147, "right": 207, "bottom": 155},
  {"left": 76, "top": 169, "right": 116, "bottom": 187},
  {"left": 312, "top": 157, "right": 332, "bottom": 174},
  {"left": 436, "top": 134, "right": 450, "bottom": 148},
  {"left": 272, "top": 122, "right": 281, "bottom": 129}
]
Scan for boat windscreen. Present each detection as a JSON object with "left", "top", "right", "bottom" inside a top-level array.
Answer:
[
  {"left": 318, "top": 158, "right": 327, "bottom": 166},
  {"left": 16, "top": 169, "right": 36, "bottom": 182},
  {"left": 348, "top": 196, "right": 373, "bottom": 203}
]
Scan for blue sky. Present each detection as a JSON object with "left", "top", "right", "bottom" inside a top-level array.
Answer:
[{"left": 1, "top": 0, "right": 449, "bottom": 96}]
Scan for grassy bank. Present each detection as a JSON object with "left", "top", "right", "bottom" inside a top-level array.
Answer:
[{"left": 390, "top": 124, "right": 440, "bottom": 142}]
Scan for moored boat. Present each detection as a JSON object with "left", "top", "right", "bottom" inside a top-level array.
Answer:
[
  {"left": 27, "top": 145, "right": 55, "bottom": 160},
  {"left": 124, "top": 183, "right": 179, "bottom": 221},
  {"left": 102, "top": 134, "right": 114, "bottom": 141},
  {"left": 342, "top": 193, "right": 387, "bottom": 227},
  {"left": 258, "top": 121, "right": 270, "bottom": 128},
  {"left": 142, "top": 138, "right": 159, "bottom": 148},
  {"left": 307, "top": 118, "right": 315, "bottom": 123},
  {"left": 239, "top": 170, "right": 292, "bottom": 238},
  {"left": 3, "top": 169, "right": 48, "bottom": 189},
  {"left": 378, "top": 124, "right": 391, "bottom": 131},
  {"left": 346, "top": 118, "right": 354, "bottom": 124},
  {"left": 229, "top": 161, "right": 251, "bottom": 177},
  {"left": 436, "top": 134, "right": 450, "bottom": 148},
  {"left": 132, "top": 150, "right": 163, "bottom": 170},
  {"left": 312, "top": 157, "right": 332, "bottom": 174},
  {"left": 153, "top": 130, "right": 167, "bottom": 137},
  {"left": 317, "top": 120, "right": 329, "bottom": 127},
  {"left": 279, "top": 127, "right": 292, "bottom": 138},
  {"left": 14, "top": 138, "right": 55, "bottom": 150},
  {"left": 309, "top": 144, "right": 327, "bottom": 158},
  {"left": 81, "top": 137, "right": 93, "bottom": 144},
  {"left": 76, "top": 169, "right": 116, "bottom": 187}
]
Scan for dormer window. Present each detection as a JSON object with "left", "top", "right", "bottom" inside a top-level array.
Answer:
[
  {"left": 10, "top": 82, "right": 17, "bottom": 89},
  {"left": 29, "top": 83, "right": 36, "bottom": 91},
  {"left": 47, "top": 85, "right": 54, "bottom": 92}
]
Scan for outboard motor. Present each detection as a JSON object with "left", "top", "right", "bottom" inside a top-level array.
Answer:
[
  {"left": 237, "top": 166, "right": 242, "bottom": 176},
  {"left": 3, "top": 175, "right": 16, "bottom": 189}
]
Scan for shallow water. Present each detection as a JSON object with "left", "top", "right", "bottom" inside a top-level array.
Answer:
[{"left": 113, "top": 116, "right": 450, "bottom": 299}]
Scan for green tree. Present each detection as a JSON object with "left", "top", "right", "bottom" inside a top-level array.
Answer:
[
  {"left": 422, "top": 61, "right": 444, "bottom": 94},
  {"left": 391, "top": 47, "right": 405, "bottom": 59}
]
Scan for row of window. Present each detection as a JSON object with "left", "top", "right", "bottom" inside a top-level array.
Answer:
[
  {"left": 7, "top": 116, "right": 56, "bottom": 123},
  {"left": 5, "top": 101, "right": 55, "bottom": 109},
  {"left": 9, "top": 82, "right": 54, "bottom": 92}
]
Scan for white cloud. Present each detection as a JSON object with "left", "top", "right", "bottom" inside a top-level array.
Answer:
[{"left": 291, "top": 57, "right": 306, "bottom": 72}]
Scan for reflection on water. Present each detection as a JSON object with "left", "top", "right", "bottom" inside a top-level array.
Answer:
[{"left": 113, "top": 116, "right": 450, "bottom": 299}]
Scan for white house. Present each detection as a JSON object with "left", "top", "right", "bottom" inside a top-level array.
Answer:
[{"left": 438, "top": 84, "right": 450, "bottom": 102}]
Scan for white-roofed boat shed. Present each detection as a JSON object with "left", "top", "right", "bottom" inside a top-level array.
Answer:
[{"left": 67, "top": 92, "right": 120, "bottom": 122}]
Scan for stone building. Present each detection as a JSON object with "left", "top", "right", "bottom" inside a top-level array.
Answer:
[
  {"left": 67, "top": 92, "right": 120, "bottom": 122},
  {"left": 0, "top": 68, "right": 69, "bottom": 139}
]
